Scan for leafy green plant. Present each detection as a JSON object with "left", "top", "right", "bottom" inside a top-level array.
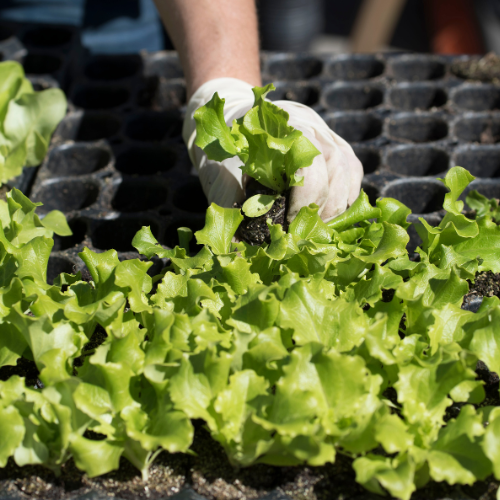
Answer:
[
  {"left": 1, "top": 168, "right": 500, "bottom": 498},
  {"left": 0, "top": 61, "right": 66, "bottom": 185},
  {"left": 194, "top": 84, "right": 320, "bottom": 216}
]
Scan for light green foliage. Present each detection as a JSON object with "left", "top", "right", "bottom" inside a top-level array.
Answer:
[
  {"left": 0, "top": 61, "right": 66, "bottom": 185},
  {"left": 242, "top": 194, "right": 279, "bottom": 218},
  {"left": 194, "top": 84, "right": 320, "bottom": 194},
  {"left": 0, "top": 167, "right": 500, "bottom": 495}
]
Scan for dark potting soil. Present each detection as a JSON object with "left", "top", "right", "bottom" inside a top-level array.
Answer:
[
  {"left": 451, "top": 52, "right": 500, "bottom": 83},
  {"left": 236, "top": 180, "right": 288, "bottom": 246},
  {"left": 1, "top": 419, "right": 498, "bottom": 500},
  {"left": 463, "top": 271, "right": 500, "bottom": 307},
  {"left": 0, "top": 357, "right": 42, "bottom": 389}
]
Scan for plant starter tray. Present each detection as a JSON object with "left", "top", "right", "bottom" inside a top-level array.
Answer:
[{"left": 1, "top": 21, "right": 500, "bottom": 500}]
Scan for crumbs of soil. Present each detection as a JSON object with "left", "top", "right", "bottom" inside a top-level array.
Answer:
[
  {"left": 451, "top": 52, "right": 500, "bottom": 83},
  {"left": 464, "top": 271, "right": 500, "bottom": 306},
  {"left": 1, "top": 421, "right": 497, "bottom": 500}
]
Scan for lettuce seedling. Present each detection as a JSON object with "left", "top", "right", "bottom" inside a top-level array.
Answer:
[
  {"left": 194, "top": 84, "right": 320, "bottom": 220},
  {"left": 0, "top": 61, "right": 67, "bottom": 185}
]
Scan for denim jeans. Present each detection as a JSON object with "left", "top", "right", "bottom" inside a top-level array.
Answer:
[{"left": 0, "top": 0, "right": 164, "bottom": 53}]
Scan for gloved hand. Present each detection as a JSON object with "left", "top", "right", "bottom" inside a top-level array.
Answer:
[{"left": 182, "top": 78, "right": 363, "bottom": 222}]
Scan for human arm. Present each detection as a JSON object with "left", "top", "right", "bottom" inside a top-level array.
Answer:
[
  {"left": 152, "top": 0, "right": 261, "bottom": 98},
  {"left": 154, "top": 0, "right": 363, "bottom": 222}
]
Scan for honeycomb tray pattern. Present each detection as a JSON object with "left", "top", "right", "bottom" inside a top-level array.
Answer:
[
  {"left": 22, "top": 49, "right": 500, "bottom": 283},
  {"left": 1, "top": 22, "right": 500, "bottom": 500}
]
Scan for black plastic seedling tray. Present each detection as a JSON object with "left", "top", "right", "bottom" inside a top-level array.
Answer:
[{"left": 1, "top": 21, "right": 500, "bottom": 500}]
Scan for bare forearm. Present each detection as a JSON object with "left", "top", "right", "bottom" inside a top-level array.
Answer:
[{"left": 154, "top": 0, "right": 261, "bottom": 98}]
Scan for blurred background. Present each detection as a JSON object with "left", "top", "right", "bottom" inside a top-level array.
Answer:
[{"left": 0, "top": 0, "right": 499, "bottom": 55}]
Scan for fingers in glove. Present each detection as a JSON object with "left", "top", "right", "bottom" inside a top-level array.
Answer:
[
  {"left": 333, "top": 134, "right": 364, "bottom": 207},
  {"left": 287, "top": 134, "right": 329, "bottom": 223}
]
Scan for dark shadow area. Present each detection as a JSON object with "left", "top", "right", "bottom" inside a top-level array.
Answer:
[
  {"left": 115, "top": 145, "right": 177, "bottom": 175},
  {"left": 172, "top": 179, "right": 208, "bottom": 213},
  {"left": 91, "top": 216, "right": 160, "bottom": 252},
  {"left": 22, "top": 26, "right": 72, "bottom": 47},
  {"left": 46, "top": 255, "right": 75, "bottom": 285},
  {"left": 75, "top": 113, "right": 121, "bottom": 141},
  {"left": 52, "top": 218, "right": 88, "bottom": 251},
  {"left": 85, "top": 54, "right": 142, "bottom": 81},
  {"left": 112, "top": 178, "right": 168, "bottom": 212},
  {"left": 72, "top": 85, "right": 129, "bottom": 110},
  {"left": 352, "top": 146, "right": 380, "bottom": 174},
  {"left": 22, "top": 53, "right": 62, "bottom": 75},
  {"left": 124, "top": 111, "right": 183, "bottom": 141}
]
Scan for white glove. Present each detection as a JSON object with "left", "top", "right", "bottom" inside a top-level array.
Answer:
[{"left": 182, "top": 78, "right": 363, "bottom": 222}]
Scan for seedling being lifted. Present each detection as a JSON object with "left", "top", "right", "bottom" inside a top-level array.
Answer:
[{"left": 194, "top": 83, "right": 320, "bottom": 244}]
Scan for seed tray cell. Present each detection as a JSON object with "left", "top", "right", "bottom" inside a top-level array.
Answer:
[
  {"left": 84, "top": 54, "right": 143, "bottom": 82},
  {"left": 31, "top": 178, "right": 101, "bottom": 213},
  {"left": 322, "top": 82, "right": 384, "bottom": 111},
  {"left": 386, "top": 113, "right": 449, "bottom": 143},
  {"left": 267, "top": 81, "right": 321, "bottom": 108},
  {"left": 453, "top": 113, "right": 500, "bottom": 143},
  {"left": 451, "top": 84, "right": 500, "bottom": 111},
  {"left": 387, "top": 54, "right": 447, "bottom": 81},
  {"left": 264, "top": 53, "right": 324, "bottom": 80},
  {"left": 325, "top": 112, "right": 384, "bottom": 143},
  {"left": 388, "top": 83, "right": 448, "bottom": 111},
  {"left": 137, "top": 77, "right": 187, "bottom": 110},
  {"left": 453, "top": 145, "right": 500, "bottom": 178},
  {"left": 89, "top": 214, "right": 163, "bottom": 252},
  {"left": 142, "top": 51, "right": 184, "bottom": 79},
  {"left": 461, "top": 179, "right": 500, "bottom": 201},
  {"left": 70, "top": 83, "right": 132, "bottom": 111},
  {"left": 114, "top": 144, "right": 179, "bottom": 176},
  {"left": 21, "top": 25, "right": 75, "bottom": 50},
  {"left": 324, "top": 54, "right": 385, "bottom": 81},
  {"left": 164, "top": 216, "right": 206, "bottom": 252},
  {"left": 55, "top": 111, "right": 123, "bottom": 143},
  {"left": 124, "top": 110, "right": 183, "bottom": 142},
  {"left": 351, "top": 146, "right": 381, "bottom": 174},
  {"left": 381, "top": 178, "right": 448, "bottom": 214},
  {"left": 42, "top": 143, "right": 113, "bottom": 178},
  {"left": 46, "top": 254, "right": 78, "bottom": 284},
  {"left": 172, "top": 176, "right": 209, "bottom": 214},
  {"left": 109, "top": 177, "right": 170, "bottom": 213},
  {"left": 384, "top": 144, "right": 450, "bottom": 177},
  {"left": 21, "top": 52, "right": 63, "bottom": 75},
  {"left": 52, "top": 217, "right": 89, "bottom": 251}
]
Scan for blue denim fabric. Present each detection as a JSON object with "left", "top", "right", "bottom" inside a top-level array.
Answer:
[{"left": 0, "top": 0, "right": 163, "bottom": 53}]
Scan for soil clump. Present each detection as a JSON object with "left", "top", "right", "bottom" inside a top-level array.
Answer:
[
  {"left": 451, "top": 52, "right": 500, "bottom": 83},
  {"left": 236, "top": 179, "right": 288, "bottom": 246},
  {"left": 463, "top": 271, "right": 500, "bottom": 308}
]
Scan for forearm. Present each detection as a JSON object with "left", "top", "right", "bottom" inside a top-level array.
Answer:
[{"left": 154, "top": 0, "right": 261, "bottom": 98}]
